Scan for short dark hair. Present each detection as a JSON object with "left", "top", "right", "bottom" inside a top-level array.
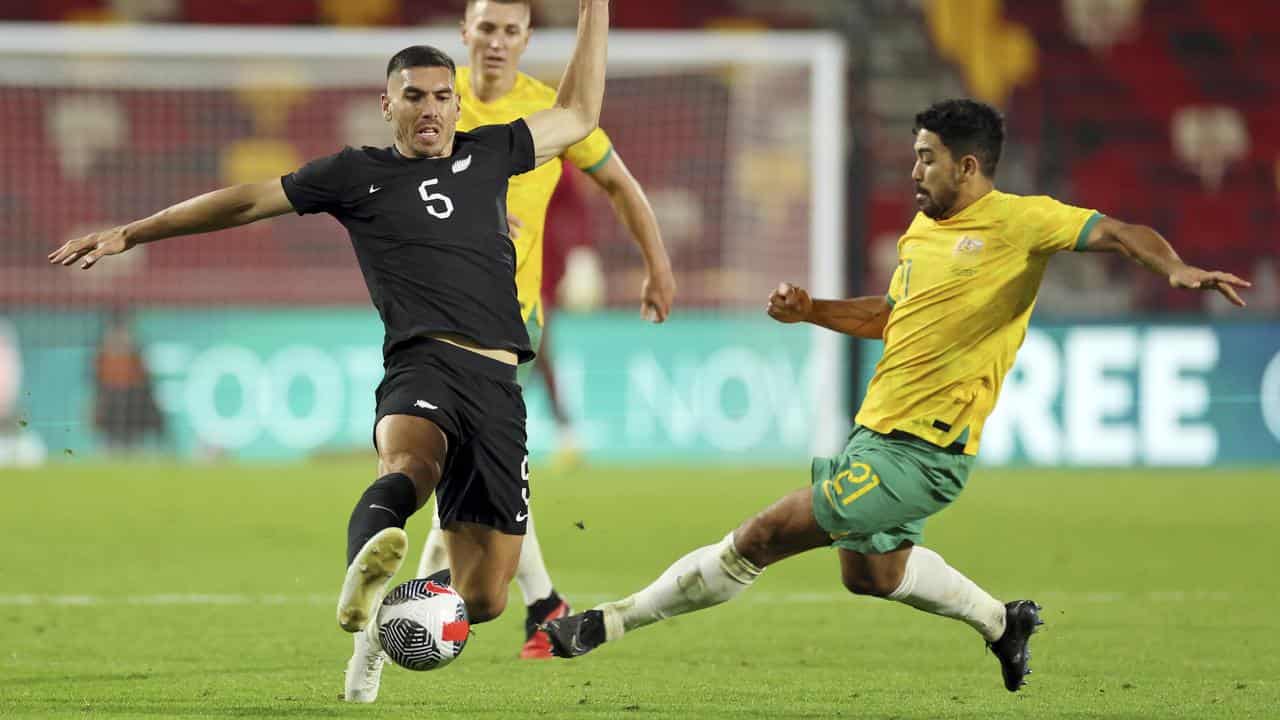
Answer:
[
  {"left": 386, "top": 45, "right": 456, "bottom": 79},
  {"left": 467, "top": 0, "right": 533, "bottom": 11},
  {"left": 913, "top": 99, "right": 1005, "bottom": 177}
]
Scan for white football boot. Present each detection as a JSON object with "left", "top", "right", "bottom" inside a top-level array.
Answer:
[
  {"left": 343, "top": 625, "right": 386, "bottom": 703},
  {"left": 337, "top": 527, "right": 408, "bottom": 632}
]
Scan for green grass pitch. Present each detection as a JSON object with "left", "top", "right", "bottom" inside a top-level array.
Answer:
[{"left": 1, "top": 460, "right": 1277, "bottom": 718}]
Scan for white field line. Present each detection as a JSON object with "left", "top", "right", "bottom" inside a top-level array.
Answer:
[{"left": 0, "top": 590, "right": 1239, "bottom": 607}]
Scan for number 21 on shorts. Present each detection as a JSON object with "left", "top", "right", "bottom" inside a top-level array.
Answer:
[{"left": 821, "top": 461, "right": 881, "bottom": 509}]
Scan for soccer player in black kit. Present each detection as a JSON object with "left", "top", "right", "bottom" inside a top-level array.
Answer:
[{"left": 49, "top": 0, "right": 612, "bottom": 702}]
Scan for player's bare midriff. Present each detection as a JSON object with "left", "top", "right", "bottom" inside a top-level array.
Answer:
[{"left": 428, "top": 333, "right": 518, "bottom": 366}]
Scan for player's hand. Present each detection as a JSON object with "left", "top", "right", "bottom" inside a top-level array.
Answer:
[
  {"left": 1169, "top": 264, "right": 1251, "bottom": 308},
  {"left": 48, "top": 225, "right": 133, "bottom": 270},
  {"left": 641, "top": 264, "right": 676, "bottom": 323},
  {"left": 508, "top": 214, "right": 523, "bottom": 241},
  {"left": 767, "top": 282, "right": 812, "bottom": 323}
]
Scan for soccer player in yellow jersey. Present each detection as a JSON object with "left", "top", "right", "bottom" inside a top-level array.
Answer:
[
  {"left": 415, "top": 0, "right": 676, "bottom": 660},
  {"left": 543, "top": 99, "right": 1251, "bottom": 690}
]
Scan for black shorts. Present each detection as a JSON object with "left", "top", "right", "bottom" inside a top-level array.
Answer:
[{"left": 374, "top": 339, "right": 529, "bottom": 535}]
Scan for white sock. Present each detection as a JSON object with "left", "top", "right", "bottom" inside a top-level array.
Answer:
[
  {"left": 415, "top": 502, "right": 449, "bottom": 578},
  {"left": 599, "top": 533, "right": 762, "bottom": 640},
  {"left": 887, "top": 545, "right": 1007, "bottom": 642},
  {"left": 515, "top": 512, "right": 555, "bottom": 605}
]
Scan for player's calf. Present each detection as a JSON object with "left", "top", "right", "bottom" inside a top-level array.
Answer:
[
  {"left": 345, "top": 472, "right": 419, "bottom": 568},
  {"left": 842, "top": 574, "right": 905, "bottom": 597},
  {"left": 448, "top": 536, "right": 522, "bottom": 623},
  {"left": 839, "top": 543, "right": 911, "bottom": 594}
]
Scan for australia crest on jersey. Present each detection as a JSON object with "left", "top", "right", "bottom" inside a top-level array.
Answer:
[{"left": 953, "top": 235, "right": 984, "bottom": 255}]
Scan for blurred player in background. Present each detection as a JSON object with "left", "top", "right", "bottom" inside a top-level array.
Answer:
[
  {"left": 92, "top": 312, "right": 166, "bottom": 454},
  {"left": 534, "top": 171, "right": 595, "bottom": 470},
  {"left": 544, "top": 99, "right": 1251, "bottom": 691},
  {"left": 50, "top": 0, "right": 614, "bottom": 704},
  {"left": 414, "top": 0, "right": 676, "bottom": 661}
]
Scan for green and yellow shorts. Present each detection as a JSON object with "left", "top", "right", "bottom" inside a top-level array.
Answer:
[{"left": 811, "top": 425, "right": 974, "bottom": 554}]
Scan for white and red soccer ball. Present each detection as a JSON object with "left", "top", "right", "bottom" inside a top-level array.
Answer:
[{"left": 376, "top": 578, "right": 470, "bottom": 671}]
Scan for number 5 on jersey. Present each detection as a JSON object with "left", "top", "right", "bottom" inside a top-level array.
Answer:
[{"left": 419, "top": 178, "right": 454, "bottom": 219}]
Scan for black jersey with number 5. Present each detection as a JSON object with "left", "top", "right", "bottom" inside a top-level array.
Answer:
[{"left": 281, "top": 119, "right": 536, "bottom": 363}]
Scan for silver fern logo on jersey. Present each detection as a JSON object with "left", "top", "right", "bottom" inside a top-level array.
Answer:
[{"left": 451, "top": 155, "right": 472, "bottom": 174}]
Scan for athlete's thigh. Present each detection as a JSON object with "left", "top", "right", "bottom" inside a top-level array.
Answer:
[
  {"left": 443, "top": 521, "right": 523, "bottom": 622},
  {"left": 373, "top": 354, "right": 459, "bottom": 493},
  {"left": 374, "top": 414, "right": 449, "bottom": 501},
  {"left": 436, "top": 376, "right": 529, "bottom": 535},
  {"left": 811, "top": 427, "right": 967, "bottom": 555},
  {"left": 734, "top": 487, "right": 833, "bottom": 568},
  {"left": 444, "top": 521, "right": 523, "bottom": 590}
]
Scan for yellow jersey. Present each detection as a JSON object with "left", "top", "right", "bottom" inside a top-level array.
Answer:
[
  {"left": 457, "top": 67, "right": 614, "bottom": 325},
  {"left": 855, "top": 190, "right": 1102, "bottom": 455}
]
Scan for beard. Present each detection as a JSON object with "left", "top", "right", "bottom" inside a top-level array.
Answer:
[
  {"left": 397, "top": 123, "right": 449, "bottom": 158},
  {"left": 917, "top": 184, "right": 959, "bottom": 220}
]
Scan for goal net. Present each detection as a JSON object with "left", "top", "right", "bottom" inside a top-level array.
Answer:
[{"left": 0, "top": 24, "right": 847, "bottom": 463}]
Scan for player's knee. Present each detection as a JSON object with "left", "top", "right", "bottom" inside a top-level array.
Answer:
[
  {"left": 840, "top": 566, "right": 902, "bottom": 598},
  {"left": 733, "top": 515, "right": 783, "bottom": 568},
  {"left": 458, "top": 586, "right": 508, "bottom": 623},
  {"left": 378, "top": 449, "right": 442, "bottom": 493}
]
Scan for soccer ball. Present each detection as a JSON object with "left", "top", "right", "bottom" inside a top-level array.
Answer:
[{"left": 376, "top": 577, "right": 470, "bottom": 671}]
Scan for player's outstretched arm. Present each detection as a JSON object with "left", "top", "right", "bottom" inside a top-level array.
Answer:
[
  {"left": 1080, "top": 216, "right": 1252, "bottom": 307},
  {"left": 48, "top": 180, "right": 295, "bottom": 270},
  {"left": 767, "top": 283, "right": 890, "bottom": 339},
  {"left": 585, "top": 150, "right": 675, "bottom": 322},
  {"left": 523, "top": 0, "right": 608, "bottom": 167}
]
